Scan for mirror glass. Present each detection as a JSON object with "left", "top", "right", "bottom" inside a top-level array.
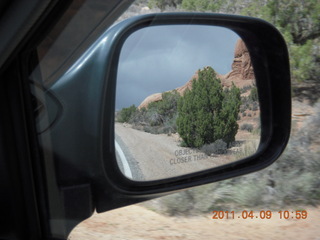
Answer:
[{"left": 115, "top": 25, "right": 260, "bottom": 181}]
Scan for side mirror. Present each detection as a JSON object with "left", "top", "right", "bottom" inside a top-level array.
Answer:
[
  {"left": 32, "top": 13, "right": 291, "bottom": 235},
  {"left": 115, "top": 25, "right": 259, "bottom": 181},
  {"left": 104, "top": 13, "right": 291, "bottom": 190}
]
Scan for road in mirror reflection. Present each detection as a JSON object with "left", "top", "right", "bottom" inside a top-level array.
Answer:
[{"left": 115, "top": 25, "right": 260, "bottom": 181}]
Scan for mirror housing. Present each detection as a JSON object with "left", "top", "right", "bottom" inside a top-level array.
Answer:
[
  {"left": 115, "top": 25, "right": 259, "bottom": 181},
  {"left": 41, "top": 13, "right": 291, "bottom": 216},
  {"left": 104, "top": 12, "right": 291, "bottom": 201}
]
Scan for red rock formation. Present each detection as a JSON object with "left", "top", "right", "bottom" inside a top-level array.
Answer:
[
  {"left": 138, "top": 93, "right": 162, "bottom": 109},
  {"left": 221, "top": 39, "right": 255, "bottom": 87}
]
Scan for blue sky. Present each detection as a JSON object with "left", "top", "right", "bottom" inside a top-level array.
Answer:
[{"left": 116, "top": 25, "right": 239, "bottom": 110}]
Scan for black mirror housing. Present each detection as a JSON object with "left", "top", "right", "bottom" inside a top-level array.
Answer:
[
  {"left": 102, "top": 13, "right": 290, "bottom": 207},
  {"left": 44, "top": 13, "right": 290, "bottom": 224}
]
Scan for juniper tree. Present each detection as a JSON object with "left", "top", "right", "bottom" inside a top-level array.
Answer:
[{"left": 177, "top": 67, "right": 241, "bottom": 148}]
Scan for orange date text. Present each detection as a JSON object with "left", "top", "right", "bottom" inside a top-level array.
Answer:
[{"left": 211, "top": 210, "right": 308, "bottom": 220}]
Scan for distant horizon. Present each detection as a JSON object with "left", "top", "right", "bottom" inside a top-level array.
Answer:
[{"left": 116, "top": 25, "right": 239, "bottom": 110}]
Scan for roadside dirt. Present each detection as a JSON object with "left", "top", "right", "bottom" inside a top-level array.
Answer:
[
  {"left": 69, "top": 204, "right": 320, "bottom": 240},
  {"left": 291, "top": 100, "right": 316, "bottom": 131}
]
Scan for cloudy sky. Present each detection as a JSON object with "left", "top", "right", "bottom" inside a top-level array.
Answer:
[{"left": 116, "top": 24, "right": 240, "bottom": 110}]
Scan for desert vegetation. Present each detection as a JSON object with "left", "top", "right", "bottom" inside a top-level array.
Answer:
[
  {"left": 118, "top": 0, "right": 320, "bottom": 215},
  {"left": 153, "top": 103, "right": 320, "bottom": 216},
  {"left": 177, "top": 67, "right": 241, "bottom": 148},
  {"left": 116, "top": 89, "right": 180, "bottom": 134},
  {"left": 117, "top": 104, "right": 137, "bottom": 123},
  {"left": 115, "top": 0, "right": 320, "bottom": 214},
  {"left": 116, "top": 67, "right": 250, "bottom": 151}
]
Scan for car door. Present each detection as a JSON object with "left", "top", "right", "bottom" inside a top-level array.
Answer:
[{"left": 0, "top": 1, "right": 292, "bottom": 240}]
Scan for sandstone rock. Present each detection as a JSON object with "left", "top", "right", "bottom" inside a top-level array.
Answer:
[
  {"left": 138, "top": 93, "right": 163, "bottom": 109},
  {"left": 138, "top": 72, "right": 198, "bottom": 109},
  {"left": 220, "top": 39, "right": 255, "bottom": 88}
]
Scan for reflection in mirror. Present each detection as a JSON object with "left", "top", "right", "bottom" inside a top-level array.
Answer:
[{"left": 115, "top": 25, "right": 260, "bottom": 181}]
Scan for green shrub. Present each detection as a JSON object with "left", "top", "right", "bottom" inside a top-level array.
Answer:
[
  {"left": 249, "top": 87, "right": 258, "bottom": 101},
  {"left": 117, "top": 104, "right": 136, "bottom": 123},
  {"left": 158, "top": 90, "right": 180, "bottom": 119},
  {"left": 128, "top": 91, "right": 180, "bottom": 134},
  {"left": 240, "top": 123, "right": 254, "bottom": 132},
  {"left": 201, "top": 139, "right": 227, "bottom": 155},
  {"left": 177, "top": 67, "right": 241, "bottom": 148}
]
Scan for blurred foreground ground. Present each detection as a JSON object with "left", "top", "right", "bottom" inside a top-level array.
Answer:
[{"left": 70, "top": 205, "right": 320, "bottom": 240}]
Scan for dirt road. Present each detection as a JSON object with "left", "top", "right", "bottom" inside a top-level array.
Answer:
[
  {"left": 115, "top": 123, "right": 239, "bottom": 181},
  {"left": 69, "top": 204, "right": 320, "bottom": 240}
]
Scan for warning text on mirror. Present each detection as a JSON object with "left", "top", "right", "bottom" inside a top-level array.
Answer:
[{"left": 170, "top": 149, "right": 208, "bottom": 165}]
